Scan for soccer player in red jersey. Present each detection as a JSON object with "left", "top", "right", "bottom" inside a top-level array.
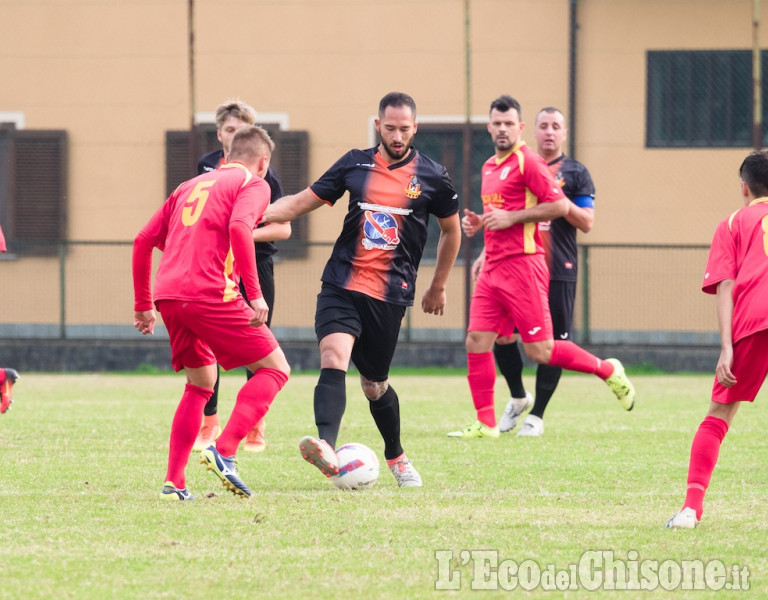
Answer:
[
  {"left": 133, "top": 126, "right": 290, "bottom": 500},
  {"left": 667, "top": 151, "right": 768, "bottom": 529},
  {"left": 262, "top": 92, "right": 461, "bottom": 487},
  {"left": 192, "top": 99, "right": 291, "bottom": 454},
  {"left": 0, "top": 224, "right": 20, "bottom": 414},
  {"left": 448, "top": 95, "right": 635, "bottom": 439},
  {"left": 490, "top": 107, "right": 596, "bottom": 437}
]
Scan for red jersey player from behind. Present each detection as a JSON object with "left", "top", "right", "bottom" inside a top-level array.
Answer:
[
  {"left": 133, "top": 126, "right": 290, "bottom": 500},
  {"left": 667, "top": 151, "right": 768, "bottom": 528},
  {"left": 448, "top": 95, "right": 635, "bottom": 439}
]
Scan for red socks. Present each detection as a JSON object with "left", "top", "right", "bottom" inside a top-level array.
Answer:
[
  {"left": 683, "top": 415, "right": 729, "bottom": 520},
  {"left": 166, "top": 383, "right": 213, "bottom": 489},
  {"left": 549, "top": 340, "right": 614, "bottom": 379},
  {"left": 467, "top": 352, "right": 497, "bottom": 427},
  {"left": 216, "top": 368, "right": 289, "bottom": 456}
]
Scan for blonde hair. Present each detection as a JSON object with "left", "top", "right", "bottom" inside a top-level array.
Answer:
[{"left": 215, "top": 99, "right": 257, "bottom": 129}]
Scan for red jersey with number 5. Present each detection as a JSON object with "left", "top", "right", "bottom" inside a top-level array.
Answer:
[
  {"left": 702, "top": 197, "right": 768, "bottom": 343},
  {"left": 139, "top": 162, "right": 270, "bottom": 304}
]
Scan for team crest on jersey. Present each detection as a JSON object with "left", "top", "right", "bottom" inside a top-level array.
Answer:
[
  {"left": 405, "top": 176, "right": 421, "bottom": 199},
  {"left": 555, "top": 172, "right": 565, "bottom": 188},
  {"left": 362, "top": 210, "right": 400, "bottom": 250},
  {"left": 500, "top": 166, "right": 511, "bottom": 180}
]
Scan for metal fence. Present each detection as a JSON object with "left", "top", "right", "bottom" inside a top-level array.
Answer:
[{"left": 0, "top": 240, "right": 718, "bottom": 346}]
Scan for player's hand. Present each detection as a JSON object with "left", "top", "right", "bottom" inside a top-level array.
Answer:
[
  {"left": 421, "top": 285, "right": 447, "bottom": 316},
  {"left": 715, "top": 345, "right": 737, "bottom": 387},
  {"left": 134, "top": 310, "right": 156, "bottom": 335},
  {"left": 471, "top": 255, "right": 484, "bottom": 281},
  {"left": 249, "top": 298, "right": 269, "bottom": 328},
  {"left": 481, "top": 207, "right": 515, "bottom": 231},
  {"left": 461, "top": 209, "right": 483, "bottom": 237}
]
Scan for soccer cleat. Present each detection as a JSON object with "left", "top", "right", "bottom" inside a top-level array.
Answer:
[
  {"left": 516, "top": 414, "right": 544, "bottom": 437},
  {"left": 605, "top": 358, "right": 636, "bottom": 411},
  {"left": 200, "top": 445, "right": 252, "bottom": 498},
  {"left": 243, "top": 419, "right": 266, "bottom": 453},
  {"left": 665, "top": 507, "right": 699, "bottom": 529},
  {"left": 192, "top": 414, "right": 220, "bottom": 451},
  {"left": 499, "top": 391, "right": 534, "bottom": 432},
  {"left": 0, "top": 368, "right": 20, "bottom": 414},
  {"left": 159, "top": 481, "right": 194, "bottom": 501},
  {"left": 447, "top": 420, "right": 500, "bottom": 439},
  {"left": 299, "top": 435, "right": 339, "bottom": 477},
  {"left": 387, "top": 454, "right": 423, "bottom": 487}
]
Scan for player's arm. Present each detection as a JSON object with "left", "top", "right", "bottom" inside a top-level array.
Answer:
[
  {"left": 263, "top": 187, "right": 326, "bottom": 223},
  {"left": 471, "top": 246, "right": 486, "bottom": 282},
  {"left": 231, "top": 219, "right": 269, "bottom": 327},
  {"left": 715, "top": 278, "right": 737, "bottom": 387},
  {"left": 564, "top": 202, "right": 594, "bottom": 233},
  {"left": 252, "top": 221, "right": 292, "bottom": 243},
  {"left": 132, "top": 204, "right": 171, "bottom": 336},
  {"left": 482, "top": 197, "right": 568, "bottom": 231},
  {"left": 421, "top": 213, "right": 461, "bottom": 316}
]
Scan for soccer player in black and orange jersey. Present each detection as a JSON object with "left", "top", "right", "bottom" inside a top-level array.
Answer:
[
  {"left": 491, "top": 107, "right": 596, "bottom": 437},
  {"left": 262, "top": 92, "right": 461, "bottom": 487},
  {"left": 192, "top": 100, "right": 291, "bottom": 454},
  {"left": 448, "top": 95, "right": 635, "bottom": 440}
]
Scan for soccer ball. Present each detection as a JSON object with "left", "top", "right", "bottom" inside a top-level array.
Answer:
[{"left": 331, "top": 443, "right": 380, "bottom": 490}]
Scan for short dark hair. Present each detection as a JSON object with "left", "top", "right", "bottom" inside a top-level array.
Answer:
[
  {"left": 379, "top": 92, "right": 417, "bottom": 118},
  {"left": 536, "top": 106, "right": 565, "bottom": 123},
  {"left": 739, "top": 151, "right": 768, "bottom": 197},
  {"left": 490, "top": 95, "right": 522, "bottom": 118}
]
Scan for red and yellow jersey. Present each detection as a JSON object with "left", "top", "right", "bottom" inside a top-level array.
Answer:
[
  {"left": 309, "top": 147, "right": 458, "bottom": 305},
  {"left": 480, "top": 142, "right": 565, "bottom": 270},
  {"left": 702, "top": 197, "right": 768, "bottom": 342},
  {"left": 137, "top": 162, "right": 270, "bottom": 305}
]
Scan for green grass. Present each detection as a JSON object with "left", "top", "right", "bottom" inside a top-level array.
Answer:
[{"left": 1, "top": 372, "right": 766, "bottom": 599}]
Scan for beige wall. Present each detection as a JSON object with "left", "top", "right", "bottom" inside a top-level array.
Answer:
[{"left": 1, "top": 0, "right": 760, "bottom": 336}]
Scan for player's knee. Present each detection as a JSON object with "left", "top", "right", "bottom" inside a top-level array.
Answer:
[
  {"left": 523, "top": 344, "right": 552, "bottom": 365},
  {"left": 361, "top": 377, "right": 388, "bottom": 401}
]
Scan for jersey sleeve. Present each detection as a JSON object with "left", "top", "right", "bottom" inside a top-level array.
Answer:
[
  {"left": 527, "top": 154, "right": 566, "bottom": 204},
  {"left": 309, "top": 151, "right": 354, "bottom": 205},
  {"left": 428, "top": 166, "right": 460, "bottom": 219},
  {"left": 702, "top": 217, "right": 736, "bottom": 295},
  {"left": 264, "top": 166, "right": 285, "bottom": 203},
  {"left": 132, "top": 195, "right": 174, "bottom": 311},
  {"left": 571, "top": 164, "right": 596, "bottom": 208}
]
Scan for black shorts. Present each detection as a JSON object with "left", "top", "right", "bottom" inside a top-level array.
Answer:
[
  {"left": 239, "top": 255, "right": 275, "bottom": 327},
  {"left": 315, "top": 283, "right": 406, "bottom": 382},
  {"left": 548, "top": 279, "right": 575, "bottom": 340}
]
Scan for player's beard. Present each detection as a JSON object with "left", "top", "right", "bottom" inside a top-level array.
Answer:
[
  {"left": 380, "top": 139, "right": 412, "bottom": 162},
  {"left": 494, "top": 134, "right": 513, "bottom": 152}
]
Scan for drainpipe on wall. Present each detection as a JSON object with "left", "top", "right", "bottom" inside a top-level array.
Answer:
[
  {"left": 568, "top": 0, "right": 578, "bottom": 159},
  {"left": 753, "top": 0, "right": 762, "bottom": 150}
]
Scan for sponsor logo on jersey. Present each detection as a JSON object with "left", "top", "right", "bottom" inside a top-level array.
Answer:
[
  {"left": 356, "top": 162, "right": 376, "bottom": 168},
  {"left": 405, "top": 176, "right": 422, "bottom": 199},
  {"left": 564, "top": 261, "right": 574, "bottom": 270},
  {"left": 362, "top": 210, "right": 400, "bottom": 250}
]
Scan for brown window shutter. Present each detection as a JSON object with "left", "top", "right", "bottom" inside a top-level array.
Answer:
[
  {"left": 272, "top": 130, "right": 309, "bottom": 259},
  {"left": 13, "top": 130, "right": 68, "bottom": 255},
  {"left": 165, "top": 125, "right": 224, "bottom": 197}
]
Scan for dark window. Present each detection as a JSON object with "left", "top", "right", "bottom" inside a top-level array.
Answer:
[
  {"left": 0, "top": 127, "right": 68, "bottom": 256},
  {"left": 646, "top": 50, "right": 768, "bottom": 147},
  {"left": 165, "top": 125, "right": 310, "bottom": 258},
  {"left": 412, "top": 123, "right": 494, "bottom": 260}
]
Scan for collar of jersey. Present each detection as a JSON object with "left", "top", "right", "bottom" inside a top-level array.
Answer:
[
  {"left": 375, "top": 147, "right": 417, "bottom": 170},
  {"left": 495, "top": 141, "right": 526, "bottom": 166}
]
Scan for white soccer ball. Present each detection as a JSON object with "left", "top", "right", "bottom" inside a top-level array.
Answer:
[{"left": 331, "top": 443, "right": 380, "bottom": 490}]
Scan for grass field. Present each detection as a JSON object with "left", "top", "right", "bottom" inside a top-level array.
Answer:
[{"left": 1, "top": 370, "right": 766, "bottom": 599}]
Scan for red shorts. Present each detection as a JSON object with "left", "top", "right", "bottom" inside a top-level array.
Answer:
[
  {"left": 156, "top": 298, "right": 278, "bottom": 372},
  {"left": 711, "top": 329, "right": 768, "bottom": 404},
  {"left": 468, "top": 254, "right": 553, "bottom": 342}
]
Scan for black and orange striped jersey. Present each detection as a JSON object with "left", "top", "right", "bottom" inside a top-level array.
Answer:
[{"left": 309, "top": 147, "right": 458, "bottom": 306}]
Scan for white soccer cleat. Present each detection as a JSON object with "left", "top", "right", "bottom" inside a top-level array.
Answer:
[
  {"left": 665, "top": 507, "right": 699, "bottom": 529},
  {"left": 387, "top": 454, "right": 422, "bottom": 487},
  {"left": 516, "top": 414, "right": 544, "bottom": 437},
  {"left": 499, "top": 392, "right": 534, "bottom": 432}
]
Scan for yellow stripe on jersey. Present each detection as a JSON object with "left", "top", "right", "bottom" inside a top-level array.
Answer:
[
  {"left": 221, "top": 162, "right": 254, "bottom": 188},
  {"left": 222, "top": 248, "right": 238, "bottom": 302}
]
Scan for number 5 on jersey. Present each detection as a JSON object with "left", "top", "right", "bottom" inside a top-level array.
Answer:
[{"left": 182, "top": 180, "right": 216, "bottom": 226}]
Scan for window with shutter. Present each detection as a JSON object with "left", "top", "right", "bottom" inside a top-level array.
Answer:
[{"left": 0, "top": 129, "right": 68, "bottom": 256}]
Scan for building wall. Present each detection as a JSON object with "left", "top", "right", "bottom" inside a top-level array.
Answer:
[{"left": 0, "top": 0, "right": 762, "bottom": 340}]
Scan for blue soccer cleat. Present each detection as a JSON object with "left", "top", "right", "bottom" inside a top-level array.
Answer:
[{"left": 200, "top": 445, "right": 252, "bottom": 498}]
